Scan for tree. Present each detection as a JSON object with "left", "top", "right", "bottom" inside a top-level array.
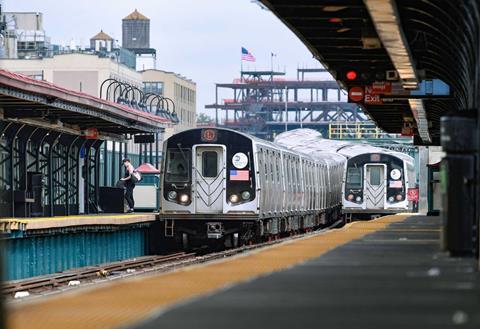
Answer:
[{"left": 196, "top": 113, "right": 215, "bottom": 125}]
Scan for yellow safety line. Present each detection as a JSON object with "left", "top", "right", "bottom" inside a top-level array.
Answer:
[
  {"left": 0, "top": 213, "right": 155, "bottom": 224},
  {"left": 7, "top": 214, "right": 410, "bottom": 329}
]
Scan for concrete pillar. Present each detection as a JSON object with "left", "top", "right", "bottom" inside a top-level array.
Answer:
[{"left": 418, "top": 146, "right": 429, "bottom": 214}]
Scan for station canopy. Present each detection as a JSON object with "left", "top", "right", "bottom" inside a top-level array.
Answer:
[
  {"left": 260, "top": 0, "right": 479, "bottom": 145},
  {"left": 0, "top": 70, "right": 170, "bottom": 139}
]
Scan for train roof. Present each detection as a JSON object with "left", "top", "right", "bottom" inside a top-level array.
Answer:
[
  {"left": 274, "top": 129, "right": 414, "bottom": 164},
  {"left": 165, "top": 127, "right": 345, "bottom": 165}
]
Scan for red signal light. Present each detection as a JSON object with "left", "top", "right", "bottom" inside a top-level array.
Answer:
[
  {"left": 329, "top": 17, "right": 342, "bottom": 23},
  {"left": 346, "top": 70, "right": 357, "bottom": 80}
]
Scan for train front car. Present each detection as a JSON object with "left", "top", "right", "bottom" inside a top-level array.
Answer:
[
  {"left": 160, "top": 128, "right": 257, "bottom": 248},
  {"left": 343, "top": 151, "right": 415, "bottom": 216}
]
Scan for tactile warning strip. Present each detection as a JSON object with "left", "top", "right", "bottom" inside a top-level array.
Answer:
[{"left": 7, "top": 214, "right": 410, "bottom": 329}]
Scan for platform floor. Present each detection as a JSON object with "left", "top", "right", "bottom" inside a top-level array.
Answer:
[
  {"left": 7, "top": 215, "right": 480, "bottom": 329},
  {"left": 0, "top": 213, "right": 156, "bottom": 233},
  {"left": 133, "top": 216, "right": 480, "bottom": 329}
]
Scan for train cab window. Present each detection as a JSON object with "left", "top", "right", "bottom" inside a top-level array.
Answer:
[
  {"left": 202, "top": 151, "right": 218, "bottom": 178},
  {"left": 369, "top": 167, "right": 382, "bottom": 186},
  {"left": 166, "top": 149, "right": 190, "bottom": 182},
  {"left": 346, "top": 167, "right": 362, "bottom": 188}
]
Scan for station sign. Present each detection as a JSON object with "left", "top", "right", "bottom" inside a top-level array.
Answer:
[
  {"left": 85, "top": 127, "right": 99, "bottom": 140},
  {"left": 364, "top": 86, "right": 383, "bottom": 105},
  {"left": 348, "top": 86, "right": 364, "bottom": 102},
  {"left": 371, "top": 81, "right": 392, "bottom": 94}
]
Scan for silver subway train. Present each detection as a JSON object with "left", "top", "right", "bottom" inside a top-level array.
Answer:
[
  {"left": 159, "top": 128, "right": 344, "bottom": 247},
  {"left": 274, "top": 129, "right": 416, "bottom": 217}
]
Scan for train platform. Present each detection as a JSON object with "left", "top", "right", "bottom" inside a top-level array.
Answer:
[
  {"left": 7, "top": 214, "right": 480, "bottom": 329},
  {"left": 0, "top": 213, "right": 156, "bottom": 235},
  {"left": 2, "top": 213, "right": 157, "bottom": 280}
]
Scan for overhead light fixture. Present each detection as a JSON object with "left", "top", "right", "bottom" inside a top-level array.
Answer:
[
  {"left": 364, "top": 0, "right": 419, "bottom": 89},
  {"left": 408, "top": 98, "right": 431, "bottom": 143},
  {"left": 323, "top": 6, "right": 348, "bottom": 12},
  {"left": 336, "top": 27, "right": 351, "bottom": 33},
  {"left": 361, "top": 36, "right": 382, "bottom": 49}
]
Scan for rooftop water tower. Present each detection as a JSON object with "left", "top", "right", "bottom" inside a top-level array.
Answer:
[{"left": 122, "top": 9, "right": 149, "bottom": 50}]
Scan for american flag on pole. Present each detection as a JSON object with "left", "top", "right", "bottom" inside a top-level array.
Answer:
[
  {"left": 241, "top": 47, "right": 256, "bottom": 62},
  {"left": 230, "top": 169, "right": 250, "bottom": 181}
]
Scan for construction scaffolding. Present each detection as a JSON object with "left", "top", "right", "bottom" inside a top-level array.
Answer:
[{"left": 206, "top": 69, "right": 368, "bottom": 140}]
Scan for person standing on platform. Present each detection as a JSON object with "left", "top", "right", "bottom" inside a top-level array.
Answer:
[{"left": 121, "top": 158, "right": 136, "bottom": 213}]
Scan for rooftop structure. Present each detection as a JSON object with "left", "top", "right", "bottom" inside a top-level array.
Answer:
[
  {"left": 2, "top": 12, "right": 50, "bottom": 59},
  {"left": 207, "top": 69, "right": 368, "bottom": 140},
  {"left": 122, "top": 9, "right": 150, "bottom": 50},
  {"left": 122, "top": 9, "right": 156, "bottom": 71}
]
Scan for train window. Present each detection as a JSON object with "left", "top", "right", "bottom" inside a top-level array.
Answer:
[
  {"left": 202, "top": 151, "right": 218, "bottom": 178},
  {"left": 369, "top": 167, "right": 382, "bottom": 186},
  {"left": 346, "top": 167, "right": 362, "bottom": 188},
  {"left": 165, "top": 149, "right": 190, "bottom": 182}
]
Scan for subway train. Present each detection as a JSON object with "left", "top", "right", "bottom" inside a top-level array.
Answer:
[
  {"left": 159, "top": 127, "right": 344, "bottom": 248},
  {"left": 274, "top": 129, "right": 416, "bottom": 218}
]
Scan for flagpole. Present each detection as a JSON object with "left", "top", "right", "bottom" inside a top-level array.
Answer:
[{"left": 240, "top": 58, "right": 243, "bottom": 82}]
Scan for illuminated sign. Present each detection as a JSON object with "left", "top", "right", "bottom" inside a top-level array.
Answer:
[{"left": 201, "top": 129, "right": 217, "bottom": 142}]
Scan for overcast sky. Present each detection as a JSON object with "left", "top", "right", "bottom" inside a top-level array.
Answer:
[{"left": 5, "top": 0, "right": 333, "bottom": 117}]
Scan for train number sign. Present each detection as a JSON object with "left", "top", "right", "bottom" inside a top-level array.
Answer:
[{"left": 407, "top": 188, "right": 419, "bottom": 202}]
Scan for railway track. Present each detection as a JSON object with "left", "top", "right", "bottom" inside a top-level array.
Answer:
[{"left": 3, "top": 219, "right": 344, "bottom": 299}]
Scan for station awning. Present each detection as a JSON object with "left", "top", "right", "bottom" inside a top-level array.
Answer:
[
  {"left": 260, "top": 0, "right": 479, "bottom": 145},
  {"left": 0, "top": 70, "right": 170, "bottom": 138}
]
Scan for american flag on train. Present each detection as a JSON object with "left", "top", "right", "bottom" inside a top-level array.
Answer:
[
  {"left": 230, "top": 169, "right": 250, "bottom": 181},
  {"left": 241, "top": 47, "right": 256, "bottom": 62}
]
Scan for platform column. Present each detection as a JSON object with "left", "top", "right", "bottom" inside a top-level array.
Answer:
[{"left": 440, "top": 114, "right": 477, "bottom": 256}]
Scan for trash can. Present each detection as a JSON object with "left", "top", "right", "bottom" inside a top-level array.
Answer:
[
  {"left": 99, "top": 186, "right": 125, "bottom": 213},
  {"left": 133, "top": 163, "right": 160, "bottom": 211},
  {"left": 440, "top": 114, "right": 477, "bottom": 256}
]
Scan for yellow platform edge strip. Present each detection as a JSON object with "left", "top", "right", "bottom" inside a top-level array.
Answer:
[
  {"left": 7, "top": 214, "right": 409, "bottom": 329},
  {"left": 0, "top": 213, "right": 156, "bottom": 224}
]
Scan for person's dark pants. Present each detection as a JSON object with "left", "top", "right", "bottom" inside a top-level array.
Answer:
[{"left": 125, "top": 183, "right": 135, "bottom": 210}]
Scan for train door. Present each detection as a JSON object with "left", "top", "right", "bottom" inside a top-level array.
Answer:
[
  {"left": 364, "top": 164, "right": 387, "bottom": 209},
  {"left": 193, "top": 146, "right": 226, "bottom": 213}
]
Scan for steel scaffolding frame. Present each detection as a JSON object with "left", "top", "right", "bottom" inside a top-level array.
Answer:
[{"left": 206, "top": 69, "right": 367, "bottom": 139}]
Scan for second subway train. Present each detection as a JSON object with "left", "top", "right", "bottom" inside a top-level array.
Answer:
[
  {"left": 274, "top": 129, "right": 416, "bottom": 218},
  {"left": 159, "top": 127, "right": 415, "bottom": 247}
]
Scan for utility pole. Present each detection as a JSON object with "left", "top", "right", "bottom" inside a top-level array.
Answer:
[{"left": 284, "top": 86, "right": 288, "bottom": 132}]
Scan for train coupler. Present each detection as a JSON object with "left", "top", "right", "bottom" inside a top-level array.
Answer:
[{"left": 206, "top": 222, "right": 224, "bottom": 239}]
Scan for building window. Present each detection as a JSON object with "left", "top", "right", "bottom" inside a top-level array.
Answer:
[{"left": 143, "top": 81, "right": 164, "bottom": 95}]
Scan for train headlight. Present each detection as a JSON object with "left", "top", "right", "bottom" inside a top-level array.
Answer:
[
  {"left": 179, "top": 194, "right": 189, "bottom": 203},
  {"left": 355, "top": 196, "right": 362, "bottom": 203},
  {"left": 347, "top": 194, "right": 354, "bottom": 201},
  {"left": 241, "top": 191, "right": 251, "bottom": 200},
  {"left": 388, "top": 196, "right": 395, "bottom": 203},
  {"left": 396, "top": 194, "right": 403, "bottom": 201},
  {"left": 168, "top": 191, "right": 177, "bottom": 201},
  {"left": 229, "top": 194, "right": 239, "bottom": 203}
]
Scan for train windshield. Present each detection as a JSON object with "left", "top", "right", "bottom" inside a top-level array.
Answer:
[
  {"left": 346, "top": 167, "right": 362, "bottom": 188},
  {"left": 165, "top": 148, "right": 190, "bottom": 182}
]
